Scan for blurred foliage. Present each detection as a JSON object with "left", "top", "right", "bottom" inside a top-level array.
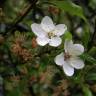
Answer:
[{"left": 0, "top": 0, "right": 96, "bottom": 96}]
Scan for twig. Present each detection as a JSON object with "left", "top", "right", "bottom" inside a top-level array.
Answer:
[{"left": 6, "top": 0, "right": 38, "bottom": 35}]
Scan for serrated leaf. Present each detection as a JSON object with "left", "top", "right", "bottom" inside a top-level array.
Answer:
[
  {"left": 86, "top": 73, "right": 96, "bottom": 81},
  {"left": 80, "top": 53, "right": 96, "bottom": 64},
  {"left": 50, "top": 0, "right": 87, "bottom": 22}
]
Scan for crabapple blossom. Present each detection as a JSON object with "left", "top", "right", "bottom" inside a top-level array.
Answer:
[
  {"left": 31, "top": 16, "right": 67, "bottom": 47},
  {"left": 55, "top": 40, "right": 85, "bottom": 76}
]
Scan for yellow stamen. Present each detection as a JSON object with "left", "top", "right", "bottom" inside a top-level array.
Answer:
[{"left": 48, "top": 31, "right": 55, "bottom": 39}]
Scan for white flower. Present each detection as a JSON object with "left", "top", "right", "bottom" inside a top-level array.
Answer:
[
  {"left": 55, "top": 40, "right": 85, "bottom": 76},
  {"left": 31, "top": 16, "right": 67, "bottom": 47}
]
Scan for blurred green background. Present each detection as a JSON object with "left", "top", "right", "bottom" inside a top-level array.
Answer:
[{"left": 0, "top": 0, "right": 96, "bottom": 96}]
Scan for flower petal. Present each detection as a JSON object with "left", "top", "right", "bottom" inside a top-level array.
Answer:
[
  {"left": 49, "top": 37, "right": 62, "bottom": 47},
  {"left": 54, "top": 24, "right": 67, "bottom": 36},
  {"left": 64, "top": 40, "right": 73, "bottom": 53},
  {"left": 54, "top": 52, "right": 64, "bottom": 66},
  {"left": 63, "top": 61, "right": 74, "bottom": 76},
  {"left": 69, "top": 44, "right": 84, "bottom": 56},
  {"left": 36, "top": 37, "right": 49, "bottom": 46},
  {"left": 64, "top": 40, "right": 84, "bottom": 56},
  {"left": 31, "top": 23, "right": 47, "bottom": 37},
  {"left": 70, "top": 57, "right": 85, "bottom": 69},
  {"left": 41, "top": 16, "right": 55, "bottom": 32}
]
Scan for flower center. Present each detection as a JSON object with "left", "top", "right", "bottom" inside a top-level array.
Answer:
[
  {"left": 48, "top": 31, "right": 55, "bottom": 39},
  {"left": 64, "top": 52, "right": 71, "bottom": 61}
]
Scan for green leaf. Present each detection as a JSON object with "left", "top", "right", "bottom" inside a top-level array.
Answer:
[
  {"left": 89, "top": 0, "right": 96, "bottom": 9},
  {"left": 86, "top": 73, "right": 96, "bottom": 81},
  {"left": 80, "top": 53, "right": 96, "bottom": 64},
  {"left": 82, "top": 24, "right": 90, "bottom": 48},
  {"left": 82, "top": 85, "right": 93, "bottom": 96},
  {"left": 63, "top": 31, "right": 72, "bottom": 40},
  {"left": 88, "top": 46, "right": 96, "bottom": 56},
  {"left": 50, "top": 0, "right": 87, "bottom": 22}
]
